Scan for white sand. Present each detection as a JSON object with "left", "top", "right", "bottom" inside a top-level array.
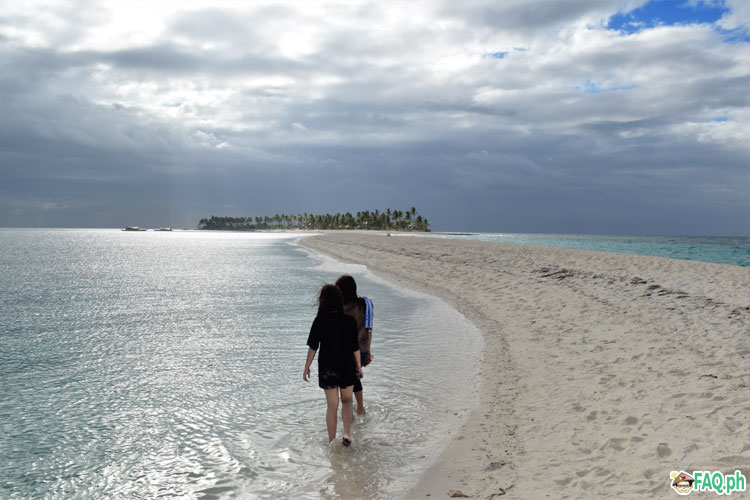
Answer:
[{"left": 300, "top": 231, "right": 750, "bottom": 499}]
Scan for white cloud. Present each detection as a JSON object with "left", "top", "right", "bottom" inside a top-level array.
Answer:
[{"left": 718, "top": 0, "right": 750, "bottom": 33}]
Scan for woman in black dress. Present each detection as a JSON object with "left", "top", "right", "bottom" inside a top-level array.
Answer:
[{"left": 303, "top": 284, "right": 362, "bottom": 446}]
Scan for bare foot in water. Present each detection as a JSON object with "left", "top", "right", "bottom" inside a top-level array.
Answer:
[{"left": 357, "top": 406, "right": 366, "bottom": 415}]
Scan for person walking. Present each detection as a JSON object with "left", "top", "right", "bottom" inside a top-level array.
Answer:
[
  {"left": 303, "top": 284, "right": 362, "bottom": 446},
  {"left": 335, "top": 275, "right": 373, "bottom": 415}
]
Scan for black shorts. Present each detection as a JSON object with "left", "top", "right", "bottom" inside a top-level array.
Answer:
[{"left": 319, "top": 369, "right": 356, "bottom": 390}]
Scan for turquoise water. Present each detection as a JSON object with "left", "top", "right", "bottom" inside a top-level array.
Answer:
[
  {"left": 0, "top": 229, "right": 480, "bottom": 499},
  {"left": 420, "top": 233, "right": 750, "bottom": 267}
]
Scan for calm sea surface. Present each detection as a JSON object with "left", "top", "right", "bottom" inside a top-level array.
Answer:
[
  {"left": 0, "top": 229, "right": 481, "bottom": 499},
  {"left": 417, "top": 233, "right": 750, "bottom": 267}
]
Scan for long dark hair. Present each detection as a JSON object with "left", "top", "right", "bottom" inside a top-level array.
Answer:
[
  {"left": 335, "top": 275, "right": 357, "bottom": 304},
  {"left": 335, "top": 275, "right": 365, "bottom": 308},
  {"left": 317, "top": 284, "right": 344, "bottom": 315}
]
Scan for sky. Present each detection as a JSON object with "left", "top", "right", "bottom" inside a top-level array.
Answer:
[{"left": 0, "top": 0, "right": 748, "bottom": 234}]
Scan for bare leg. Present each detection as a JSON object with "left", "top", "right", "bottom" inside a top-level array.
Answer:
[
  {"left": 340, "top": 386, "right": 354, "bottom": 441},
  {"left": 354, "top": 390, "right": 366, "bottom": 415},
  {"left": 324, "top": 388, "right": 339, "bottom": 442}
]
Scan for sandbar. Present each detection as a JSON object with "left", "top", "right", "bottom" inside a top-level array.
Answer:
[{"left": 300, "top": 231, "right": 750, "bottom": 499}]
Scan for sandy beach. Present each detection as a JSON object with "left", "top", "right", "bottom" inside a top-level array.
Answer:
[{"left": 300, "top": 231, "right": 750, "bottom": 499}]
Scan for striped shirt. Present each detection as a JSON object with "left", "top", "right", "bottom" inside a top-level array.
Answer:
[{"left": 363, "top": 296, "right": 373, "bottom": 330}]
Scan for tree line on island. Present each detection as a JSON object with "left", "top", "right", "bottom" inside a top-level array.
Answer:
[{"left": 198, "top": 207, "right": 430, "bottom": 231}]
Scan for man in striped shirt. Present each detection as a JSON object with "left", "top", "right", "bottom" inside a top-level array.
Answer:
[{"left": 336, "top": 275, "right": 374, "bottom": 415}]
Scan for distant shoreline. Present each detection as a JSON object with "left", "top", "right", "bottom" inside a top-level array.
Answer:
[{"left": 5, "top": 227, "right": 747, "bottom": 266}]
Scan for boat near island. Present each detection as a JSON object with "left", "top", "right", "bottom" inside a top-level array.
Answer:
[{"left": 123, "top": 226, "right": 147, "bottom": 231}]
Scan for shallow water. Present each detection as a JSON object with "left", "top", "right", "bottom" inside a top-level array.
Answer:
[
  {"left": 416, "top": 232, "right": 750, "bottom": 267},
  {"left": 0, "top": 229, "right": 480, "bottom": 499}
]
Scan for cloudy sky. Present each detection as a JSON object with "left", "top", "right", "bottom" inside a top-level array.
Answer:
[{"left": 1, "top": 0, "right": 748, "bottom": 234}]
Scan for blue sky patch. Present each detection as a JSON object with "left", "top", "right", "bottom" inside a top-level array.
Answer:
[
  {"left": 607, "top": 0, "right": 728, "bottom": 34},
  {"left": 717, "top": 28, "right": 750, "bottom": 43},
  {"left": 711, "top": 116, "right": 729, "bottom": 122},
  {"left": 485, "top": 48, "right": 530, "bottom": 59},
  {"left": 575, "top": 81, "right": 638, "bottom": 94}
]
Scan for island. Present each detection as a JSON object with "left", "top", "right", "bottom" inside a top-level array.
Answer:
[{"left": 197, "top": 208, "right": 430, "bottom": 231}]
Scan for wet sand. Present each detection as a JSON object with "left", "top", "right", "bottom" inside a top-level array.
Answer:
[{"left": 299, "top": 231, "right": 750, "bottom": 499}]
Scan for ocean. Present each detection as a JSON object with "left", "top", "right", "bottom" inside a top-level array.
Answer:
[
  {"left": 0, "top": 229, "right": 481, "bottom": 500},
  {"left": 414, "top": 233, "right": 750, "bottom": 267}
]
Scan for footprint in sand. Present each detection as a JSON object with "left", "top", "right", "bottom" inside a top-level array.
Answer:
[{"left": 604, "top": 438, "right": 628, "bottom": 452}]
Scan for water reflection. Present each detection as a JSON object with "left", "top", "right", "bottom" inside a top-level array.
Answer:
[{"left": 1, "top": 230, "right": 480, "bottom": 499}]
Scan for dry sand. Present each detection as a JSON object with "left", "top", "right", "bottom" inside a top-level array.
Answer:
[{"left": 300, "top": 231, "right": 750, "bottom": 499}]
